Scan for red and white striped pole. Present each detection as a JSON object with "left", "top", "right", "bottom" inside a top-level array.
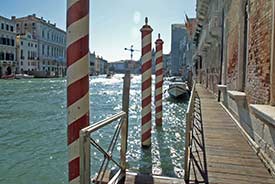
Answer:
[
  {"left": 140, "top": 17, "right": 153, "bottom": 147},
  {"left": 67, "top": 0, "right": 90, "bottom": 183},
  {"left": 155, "top": 34, "right": 164, "bottom": 126}
]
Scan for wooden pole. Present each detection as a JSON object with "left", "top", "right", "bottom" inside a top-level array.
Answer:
[
  {"left": 140, "top": 17, "right": 153, "bottom": 147},
  {"left": 67, "top": 0, "right": 90, "bottom": 183},
  {"left": 120, "top": 70, "right": 131, "bottom": 170},
  {"left": 155, "top": 34, "right": 164, "bottom": 126}
]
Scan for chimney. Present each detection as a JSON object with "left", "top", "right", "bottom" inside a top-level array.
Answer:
[
  {"left": 32, "top": 14, "right": 36, "bottom": 17},
  {"left": 11, "top": 16, "right": 16, "bottom": 21}
]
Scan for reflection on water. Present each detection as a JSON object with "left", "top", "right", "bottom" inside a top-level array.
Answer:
[{"left": 0, "top": 74, "right": 187, "bottom": 184}]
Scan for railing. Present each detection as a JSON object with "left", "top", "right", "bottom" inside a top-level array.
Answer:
[
  {"left": 79, "top": 71, "right": 131, "bottom": 184},
  {"left": 80, "top": 111, "right": 127, "bottom": 184},
  {"left": 184, "top": 81, "right": 196, "bottom": 182}
]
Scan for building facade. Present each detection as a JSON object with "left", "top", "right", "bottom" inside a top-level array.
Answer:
[
  {"left": 193, "top": 0, "right": 275, "bottom": 175},
  {"left": 171, "top": 24, "right": 188, "bottom": 76},
  {"left": 89, "top": 52, "right": 109, "bottom": 75},
  {"left": 14, "top": 14, "right": 66, "bottom": 77},
  {"left": 0, "top": 16, "right": 16, "bottom": 77},
  {"left": 16, "top": 33, "right": 39, "bottom": 73}
]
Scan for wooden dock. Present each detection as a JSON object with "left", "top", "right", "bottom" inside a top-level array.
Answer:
[{"left": 189, "top": 85, "right": 275, "bottom": 184}]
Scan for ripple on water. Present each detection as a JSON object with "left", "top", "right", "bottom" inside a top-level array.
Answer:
[{"left": 0, "top": 75, "right": 188, "bottom": 183}]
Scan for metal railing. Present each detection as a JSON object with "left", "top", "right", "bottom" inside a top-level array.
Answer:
[
  {"left": 80, "top": 71, "right": 131, "bottom": 184},
  {"left": 80, "top": 111, "right": 127, "bottom": 184},
  {"left": 184, "top": 81, "right": 196, "bottom": 182}
]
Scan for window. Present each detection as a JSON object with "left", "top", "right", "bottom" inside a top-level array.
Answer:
[
  {"left": 11, "top": 39, "right": 14, "bottom": 46},
  {"left": 24, "top": 23, "right": 27, "bottom": 27},
  {"left": 1, "top": 23, "right": 4, "bottom": 29},
  {"left": 42, "top": 30, "right": 45, "bottom": 38},
  {"left": 10, "top": 26, "right": 14, "bottom": 32},
  {"left": 21, "top": 41, "right": 23, "bottom": 46},
  {"left": 47, "top": 45, "right": 50, "bottom": 56},
  {"left": 6, "top": 24, "right": 9, "bottom": 31},
  {"left": 3, "top": 38, "right": 6, "bottom": 45},
  {"left": 20, "top": 50, "right": 23, "bottom": 59},
  {"left": 32, "top": 23, "right": 35, "bottom": 27},
  {"left": 6, "top": 38, "right": 10, "bottom": 45},
  {"left": 0, "top": 52, "right": 4, "bottom": 60},
  {"left": 42, "top": 45, "right": 45, "bottom": 55},
  {"left": 35, "top": 44, "right": 37, "bottom": 48},
  {"left": 28, "top": 42, "right": 30, "bottom": 47},
  {"left": 16, "top": 23, "right": 19, "bottom": 27}
]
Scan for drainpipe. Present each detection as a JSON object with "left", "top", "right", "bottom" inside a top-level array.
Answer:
[{"left": 218, "top": 4, "right": 225, "bottom": 102}]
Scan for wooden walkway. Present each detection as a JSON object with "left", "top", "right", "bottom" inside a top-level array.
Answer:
[{"left": 190, "top": 85, "right": 274, "bottom": 184}]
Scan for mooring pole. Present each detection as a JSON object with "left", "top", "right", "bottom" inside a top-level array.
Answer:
[
  {"left": 67, "top": 0, "right": 90, "bottom": 183},
  {"left": 155, "top": 34, "right": 164, "bottom": 126},
  {"left": 140, "top": 17, "right": 153, "bottom": 147}
]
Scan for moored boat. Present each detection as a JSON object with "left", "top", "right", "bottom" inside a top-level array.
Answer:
[
  {"left": 1, "top": 74, "right": 15, "bottom": 79},
  {"left": 168, "top": 81, "right": 190, "bottom": 99},
  {"left": 15, "top": 74, "right": 34, "bottom": 79}
]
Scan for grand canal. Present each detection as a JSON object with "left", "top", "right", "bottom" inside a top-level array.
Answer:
[{"left": 0, "top": 75, "right": 188, "bottom": 184}]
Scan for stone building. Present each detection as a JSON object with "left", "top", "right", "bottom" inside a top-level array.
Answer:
[
  {"left": 89, "top": 53, "right": 109, "bottom": 75},
  {"left": 171, "top": 24, "right": 188, "bottom": 75},
  {"left": 16, "top": 33, "right": 39, "bottom": 74},
  {"left": 193, "top": 0, "right": 275, "bottom": 175},
  {"left": 0, "top": 16, "right": 16, "bottom": 77},
  {"left": 14, "top": 14, "right": 66, "bottom": 77}
]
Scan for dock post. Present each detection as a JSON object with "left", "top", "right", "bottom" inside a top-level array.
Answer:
[
  {"left": 155, "top": 34, "right": 164, "bottom": 126},
  {"left": 66, "top": 0, "right": 90, "bottom": 184},
  {"left": 140, "top": 17, "right": 153, "bottom": 147},
  {"left": 121, "top": 70, "right": 131, "bottom": 171}
]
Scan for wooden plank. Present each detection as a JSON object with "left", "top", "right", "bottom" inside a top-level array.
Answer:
[
  {"left": 124, "top": 172, "right": 185, "bottom": 184},
  {"left": 189, "top": 85, "right": 275, "bottom": 183}
]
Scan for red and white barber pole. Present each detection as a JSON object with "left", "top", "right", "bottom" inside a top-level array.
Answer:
[
  {"left": 67, "top": 0, "right": 90, "bottom": 183},
  {"left": 140, "top": 17, "right": 153, "bottom": 147},
  {"left": 155, "top": 34, "right": 164, "bottom": 126}
]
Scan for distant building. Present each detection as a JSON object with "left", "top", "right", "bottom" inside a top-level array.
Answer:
[
  {"left": 163, "top": 54, "right": 171, "bottom": 76},
  {"left": 14, "top": 14, "right": 66, "bottom": 77},
  {"left": 16, "top": 33, "right": 39, "bottom": 74},
  {"left": 89, "top": 52, "right": 109, "bottom": 75},
  {"left": 109, "top": 60, "right": 140, "bottom": 74},
  {"left": 0, "top": 16, "right": 16, "bottom": 77},
  {"left": 171, "top": 24, "right": 188, "bottom": 76},
  {"left": 89, "top": 52, "right": 96, "bottom": 75}
]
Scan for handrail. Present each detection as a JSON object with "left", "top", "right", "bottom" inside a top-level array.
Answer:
[
  {"left": 80, "top": 112, "right": 127, "bottom": 184},
  {"left": 80, "top": 72, "right": 131, "bottom": 184},
  {"left": 184, "top": 81, "right": 196, "bottom": 182}
]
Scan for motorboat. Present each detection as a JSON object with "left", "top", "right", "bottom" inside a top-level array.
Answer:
[
  {"left": 168, "top": 80, "right": 190, "bottom": 99},
  {"left": 15, "top": 74, "right": 34, "bottom": 79},
  {"left": 1, "top": 74, "right": 15, "bottom": 79}
]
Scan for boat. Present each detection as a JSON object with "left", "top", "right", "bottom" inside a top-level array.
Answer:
[
  {"left": 1, "top": 74, "right": 15, "bottom": 79},
  {"left": 15, "top": 74, "right": 34, "bottom": 79},
  {"left": 168, "top": 80, "right": 190, "bottom": 99}
]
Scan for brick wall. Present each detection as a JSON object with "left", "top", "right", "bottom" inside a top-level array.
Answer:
[
  {"left": 246, "top": 0, "right": 272, "bottom": 104},
  {"left": 225, "top": 0, "right": 242, "bottom": 89}
]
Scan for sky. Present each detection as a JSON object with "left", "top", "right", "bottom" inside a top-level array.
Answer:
[{"left": 0, "top": 0, "right": 196, "bottom": 62}]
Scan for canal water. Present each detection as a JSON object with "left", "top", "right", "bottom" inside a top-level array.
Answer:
[{"left": 0, "top": 74, "right": 188, "bottom": 184}]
